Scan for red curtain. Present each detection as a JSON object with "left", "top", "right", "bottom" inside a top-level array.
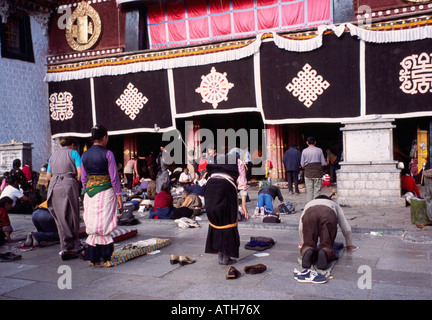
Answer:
[{"left": 147, "top": 0, "right": 333, "bottom": 48}]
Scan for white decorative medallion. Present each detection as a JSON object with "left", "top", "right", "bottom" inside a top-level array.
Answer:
[
  {"left": 399, "top": 52, "right": 432, "bottom": 95},
  {"left": 49, "top": 92, "right": 74, "bottom": 121},
  {"left": 116, "top": 82, "right": 148, "bottom": 120},
  {"left": 195, "top": 67, "right": 234, "bottom": 109},
  {"left": 286, "top": 63, "right": 330, "bottom": 108}
]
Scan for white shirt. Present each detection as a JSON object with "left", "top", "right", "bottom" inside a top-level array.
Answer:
[
  {"left": 1, "top": 185, "right": 24, "bottom": 206},
  {"left": 179, "top": 172, "right": 192, "bottom": 182}
]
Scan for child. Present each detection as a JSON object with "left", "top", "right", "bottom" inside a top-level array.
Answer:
[{"left": 0, "top": 197, "right": 15, "bottom": 243}]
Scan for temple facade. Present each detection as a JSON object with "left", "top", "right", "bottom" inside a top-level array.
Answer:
[{"left": 1, "top": 0, "right": 431, "bottom": 206}]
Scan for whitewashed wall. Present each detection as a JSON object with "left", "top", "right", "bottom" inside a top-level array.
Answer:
[{"left": 0, "top": 16, "right": 52, "bottom": 173}]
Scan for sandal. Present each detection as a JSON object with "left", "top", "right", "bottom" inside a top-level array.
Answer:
[
  {"left": 0, "top": 252, "right": 22, "bottom": 262},
  {"left": 226, "top": 266, "right": 241, "bottom": 279}
]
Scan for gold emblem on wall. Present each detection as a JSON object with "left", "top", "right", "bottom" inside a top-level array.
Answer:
[{"left": 65, "top": 1, "right": 102, "bottom": 51}]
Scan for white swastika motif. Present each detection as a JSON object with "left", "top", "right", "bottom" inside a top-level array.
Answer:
[
  {"left": 49, "top": 92, "right": 74, "bottom": 121},
  {"left": 195, "top": 67, "right": 234, "bottom": 109},
  {"left": 399, "top": 52, "right": 432, "bottom": 95},
  {"left": 286, "top": 63, "right": 330, "bottom": 108},
  {"left": 116, "top": 82, "right": 148, "bottom": 120}
]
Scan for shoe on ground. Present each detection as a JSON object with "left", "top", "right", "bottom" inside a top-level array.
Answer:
[
  {"left": 179, "top": 255, "right": 196, "bottom": 266},
  {"left": 0, "top": 252, "right": 22, "bottom": 262},
  {"left": 226, "top": 266, "right": 241, "bottom": 279},
  {"left": 60, "top": 250, "right": 79, "bottom": 261},
  {"left": 302, "top": 249, "right": 314, "bottom": 269},
  {"left": 170, "top": 254, "right": 180, "bottom": 265},
  {"left": 295, "top": 270, "right": 327, "bottom": 284},
  {"left": 244, "top": 263, "right": 267, "bottom": 274},
  {"left": 293, "top": 268, "right": 310, "bottom": 277}
]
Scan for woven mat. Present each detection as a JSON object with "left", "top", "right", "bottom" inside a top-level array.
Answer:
[{"left": 106, "top": 238, "right": 171, "bottom": 267}]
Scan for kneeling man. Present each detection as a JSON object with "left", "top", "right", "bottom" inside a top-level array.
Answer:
[{"left": 299, "top": 195, "right": 357, "bottom": 270}]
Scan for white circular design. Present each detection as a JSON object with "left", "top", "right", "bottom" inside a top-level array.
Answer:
[{"left": 195, "top": 67, "right": 234, "bottom": 109}]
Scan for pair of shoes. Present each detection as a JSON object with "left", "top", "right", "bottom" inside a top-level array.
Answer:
[
  {"left": 294, "top": 269, "right": 327, "bottom": 284},
  {"left": 226, "top": 266, "right": 241, "bottom": 279},
  {"left": 0, "top": 252, "right": 22, "bottom": 262},
  {"left": 243, "top": 263, "right": 267, "bottom": 274},
  {"left": 316, "top": 249, "right": 328, "bottom": 270},
  {"left": 302, "top": 249, "right": 314, "bottom": 269}
]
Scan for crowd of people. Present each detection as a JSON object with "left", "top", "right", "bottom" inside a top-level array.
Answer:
[
  {"left": 2, "top": 132, "right": 421, "bottom": 275},
  {"left": 0, "top": 126, "right": 255, "bottom": 266}
]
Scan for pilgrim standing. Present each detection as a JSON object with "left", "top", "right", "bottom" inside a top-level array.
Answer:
[
  {"left": 204, "top": 149, "right": 248, "bottom": 265},
  {"left": 47, "top": 137, "right": 82, "bottom": 260},
  {"left": 300, "top": 137, "right": 327, "bottom": 203},
  {"left": 81, "top": 125, "right": 123, "bottom": 266}
]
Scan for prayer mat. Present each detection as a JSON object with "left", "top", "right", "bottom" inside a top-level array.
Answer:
[
  {"left": 105, "top": 238, "right": 171, "bottom": 267},
  {"left": 79, "top": 226, "right": 138, "bottom": 243},
  {"left": 296, "top": 242, "right": 344, "bottom": 278}
]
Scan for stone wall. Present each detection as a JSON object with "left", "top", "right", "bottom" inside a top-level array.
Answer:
[
  {"left": 0, "top": 17, "right": 51, "bottom": 173},
  {"left": 337, "top": 164, "right": 403, "bottom": 207}
]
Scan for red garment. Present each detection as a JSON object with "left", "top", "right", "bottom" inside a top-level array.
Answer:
[
  {"left": 198, "top": 157, "right": 208, "bottom": 173},
  {"left": 22, "top": 165, "right": 32, "bottom": 181},
  {"left": 153, "top": 190, "right": 173, "bottom": 209},
  {"left": 0, "top": 208, "right": 11, "bottom": 227},
  {"left": 401, "top": 175, "right": 420, "bottom": 197}
]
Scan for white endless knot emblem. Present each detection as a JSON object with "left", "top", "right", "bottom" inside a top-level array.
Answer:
[
  {"left": 286, "top": 63, "right": 330, "bottom": 108},
  {"left": 49, "top": 92, "right": 74, "bottom": 121},
  {"left": 195, "top": 67, "right": 234, "bottom": 109},
  {"left": 115, "top": 82, "right": 148, "bottom": 120},
  {"left": 399, "top": 52, "right": 432, "bottom": 95}
]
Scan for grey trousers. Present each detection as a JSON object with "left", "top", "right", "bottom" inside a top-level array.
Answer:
[{"left": 305, "top": 178, "right": 322, "bottom": 202}]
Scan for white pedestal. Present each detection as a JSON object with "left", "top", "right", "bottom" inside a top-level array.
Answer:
[
  {"left": 337, "top": 119, "right": 405, "bottom": 207},
  {"left": 0, "top": 140, "right": 33, "bottom": 173}
]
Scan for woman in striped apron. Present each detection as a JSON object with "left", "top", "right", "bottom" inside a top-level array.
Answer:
[{"left": 81, "top": 125, "right": 123, "bottom": 266}]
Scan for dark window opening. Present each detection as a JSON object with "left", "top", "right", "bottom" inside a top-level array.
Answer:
[{"left": 0, "top": 13, "right": 35, "bottom": 63}]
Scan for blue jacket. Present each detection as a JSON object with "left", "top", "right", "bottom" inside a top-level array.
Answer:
[{"left": 282, "top": 147, "right": 301, "bottom": 171}]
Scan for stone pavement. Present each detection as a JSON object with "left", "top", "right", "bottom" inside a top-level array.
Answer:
[{"left": 1, "top": 184, "right": 432, "bottom": 303}]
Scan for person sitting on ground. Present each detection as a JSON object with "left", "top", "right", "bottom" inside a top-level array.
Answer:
[
  {"left": 254, "top": 185, "right": 284, "bottom": 216},
  {"left": 0, "top": 197, "right": 16, "bottom": 244},
  {"left": 401, "top": 168, "right": 421, "bottom": 198},
  {"left": 0, "top": 176, "right": 33, "bottom": 214},
  {"left": 149, "top": 186, "right": 173, "bottom": 219},
  {"left": 176, "top": 189, "right": 202, "bottom": 210},
  {"left": 10, "top": 159, "right": 30, "bottom": 192},
  {"left": 299, "top": 195, "right": 357, "bottom": 270},
  {"left": 178, "top": 167, "right": 193, "bottom": 187}
]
